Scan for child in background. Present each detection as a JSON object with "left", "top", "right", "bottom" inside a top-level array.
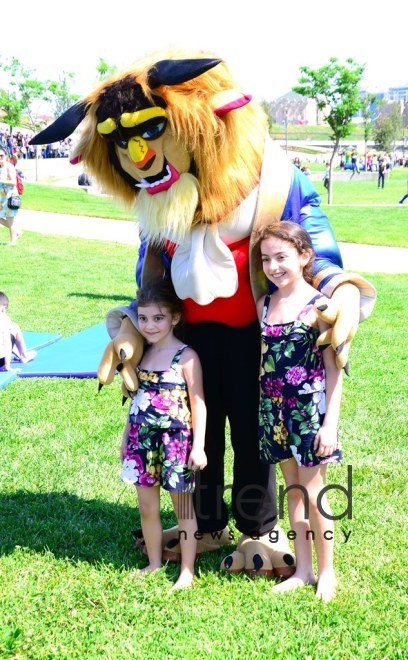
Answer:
[
  {"left": 255, "top": 221, "right": 343, "bottom": 602},
  {"left": 0, "top": 150, "right": 21, "bottom": 246},
  {"left": 120, "top": 281, "right": 207, "bottom": 591},
  {"left": 0, "top": 291, "right": 36, "bottom": 371}
]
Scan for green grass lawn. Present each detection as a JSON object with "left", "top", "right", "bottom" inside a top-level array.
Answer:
[
  {"left": 20, "top": 167, "right": 408, "bottom": 249},
  {"left": 269, "top": 122, "right": 376, "bottom": 141},
  {"left": 323, "top": 206, "right": 408, "bottom": 247},
  {"left": 315, "top": 167, "right": 408, "bottom": 204},
  {"left": 22, "top": 183, "right": 134, "bottom": 221},
  {"left": 0, "top": 232, "right": 407, "bottom": 657}
]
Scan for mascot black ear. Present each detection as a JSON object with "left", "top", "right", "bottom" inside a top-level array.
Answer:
[
  {"left": 148, "top": 58, "right": 221, "bottom": 88},
  {"left": 29, "top": 101, "right": 87, "bottom": 145}
]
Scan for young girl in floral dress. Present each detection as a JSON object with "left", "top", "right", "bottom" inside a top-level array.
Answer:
[
  {"left": 256, "top": 221, "right": 343, "bottom": 602},
  {"left": 120, "top": 281, "right": 207, "bottom": 591}
]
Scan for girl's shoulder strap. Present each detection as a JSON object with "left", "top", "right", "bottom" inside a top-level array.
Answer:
[
  {"left": 261, "top": 295, "right": 271, "bottom": 326},
  {"left": 171, "top": 344, "right": 189, "bottom": 367}
]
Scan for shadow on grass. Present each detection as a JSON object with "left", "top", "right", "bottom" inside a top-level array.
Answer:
[
  {"left": 67, "top": 293, "right": 134, "bottom": 303},
  {"left": 0, "top": 490, "right": 235, "bottom": 574},
  {"left": 0, "top": 490, "right": 170, "bottom": 569}
]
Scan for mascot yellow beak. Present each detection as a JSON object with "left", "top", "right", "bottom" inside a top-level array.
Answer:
[{"left": 128, "top": 138, "right": 156, "bottom": 168}]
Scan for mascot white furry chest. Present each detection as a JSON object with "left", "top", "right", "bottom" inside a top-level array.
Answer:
[{"left": 31, "top": 51, "right": 375, "bottom": 576}]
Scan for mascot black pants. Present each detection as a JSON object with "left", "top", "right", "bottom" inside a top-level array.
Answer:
[{"left": 185, "top": 321, "right": 278, "bottom": 535}]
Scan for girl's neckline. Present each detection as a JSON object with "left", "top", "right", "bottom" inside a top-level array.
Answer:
[
  {"left": 262, "top": 293, "right": 322, "bottom": 329},
  {"left": 263, "top": 318, "right": 318, "bottom": 330},
  {"left": 138, "top": 344, "right": 187, "bottom": 373}
]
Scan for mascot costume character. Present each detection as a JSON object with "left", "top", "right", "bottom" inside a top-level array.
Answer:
[{"left": 31, "top": 50, "right": 375, "bottom": 578}]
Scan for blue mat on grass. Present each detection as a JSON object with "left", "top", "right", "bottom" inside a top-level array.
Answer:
[
  {"left": 18, "top": 323, "right": 109, "bottom": 378},
  {"left": 2, "top": 332, "right": 61, "bottom": 389},
  {"left": 10, "top": 330, "right": 62, "bottom": 363},
  {"left": 0, "top": 371, "right": 18, "bottom": 390},
  {"left": 22, "top": 331, "right": 62, "bottom": 351}
]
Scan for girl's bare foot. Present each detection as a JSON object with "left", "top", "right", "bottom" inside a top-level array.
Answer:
[
  {"left": 170, "top": 569, "right": 194, "bottom": 592},
  {"left": 316, "top": 571, "right": 337, "bottom": 602},
  {"left": 19, "top": 350, "right": 37, "bottom": 364},
  {"left": 138, "top": 564, "right": 162, "bottom": 575},
  {"left": 272, "top": 571, "right": 316, "bottom": 594}
]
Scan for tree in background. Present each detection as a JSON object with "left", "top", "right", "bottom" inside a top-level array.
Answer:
[
  {"left": 0, "top": 57, "right": 47, "bottom": 134},
  {"left": 47, "top": 72, "right": 79, "bottom": 118},
  {"left": 360, "top": 92, "right": 377, "bottom": 171},
  {"left": 293, "top": 57, "right": 364, "bottom": 204},
  {"left": 374, "top": 103, "right": 403, "bottom": 153},
  {"left": 96, "top": 58, "right": 118, "bottom": 82},
  {"left": 260, "top": 100, "right": 274, "bottom": 132},
  {"left": 0, "top": 55, "right": 120, "bottom": 136},
  {"left": 0, "top": 57, "right": 78, "bottom": 135}
]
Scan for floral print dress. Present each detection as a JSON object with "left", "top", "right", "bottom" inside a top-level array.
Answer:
[
  {"left": 121, "top": 345, "right": 195, "bottom": 492},
  {"left": 259, "top": 294, "right": 342, "bottom": 467}
]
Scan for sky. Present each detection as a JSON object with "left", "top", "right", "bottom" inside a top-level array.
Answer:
[{"left": 1, "top": 0, "right": 406, "bottom": 111}]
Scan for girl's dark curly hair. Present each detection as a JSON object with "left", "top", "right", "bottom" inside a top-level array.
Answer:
[{"left": 136, "top": 280, "right": 183, "bottom": 317}]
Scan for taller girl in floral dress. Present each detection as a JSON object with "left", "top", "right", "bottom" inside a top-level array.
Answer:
[
  {"left": 120, "top": 281, "right": 207, "bottom": 591},
  {"left": 255, "top": 221, "right": 343, "bottom": 602}
]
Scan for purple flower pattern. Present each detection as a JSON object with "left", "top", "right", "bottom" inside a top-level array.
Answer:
[{"left": 285, "top": 365, "right": 308, "bottom": 386}]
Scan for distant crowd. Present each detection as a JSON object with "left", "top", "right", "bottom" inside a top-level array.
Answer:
[
  {"left": 292, "top": 152, "right": 408, "bottom": 172},
  {"left": 0, "top": 129, "right": 72, "bottom": 160}
]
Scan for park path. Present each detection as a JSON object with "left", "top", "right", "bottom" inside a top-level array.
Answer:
[{"left": 16, "top": 209, "right": 408, "bottom": 274}]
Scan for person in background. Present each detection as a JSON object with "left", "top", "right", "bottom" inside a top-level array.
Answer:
[
  {"left": 0, "top": 150, "right": 21, "bottom": 246},
  {"left": 323, "top": 162, "right": 330, "bottom": 190},
  {"left": 350, "top": 150, "right": 360, "bottom": 176},
  {"left": 377, "top": 158, "right": 386, "bottom": 189},
  {"left": 399, "top": 177, "right": 408, "bottom": 204},
  {"left": 78, "top": 172, "right": 92, "bottom": 187},
  {"left": 0, "top": 291, "right": 36, "bottom": 371}
]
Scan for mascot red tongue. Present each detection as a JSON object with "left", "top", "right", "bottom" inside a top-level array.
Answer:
[{"left": 31, "top": 51, "right": 375, "bottom": 576}]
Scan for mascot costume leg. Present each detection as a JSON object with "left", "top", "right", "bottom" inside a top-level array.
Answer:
[{"left": 31, "top": 51, "right": 375, "bottom": 578}]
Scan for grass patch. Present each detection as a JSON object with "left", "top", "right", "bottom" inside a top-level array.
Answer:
[
  {"left": 0, "top": 232, "right": 137, "bottom": 334},
  {"left": 323, "top": 206, "right": 408, "bottom": 247},
  {"left": 316, "top": 167, "right": 408, "bottom": 205},
  {"left": 269, "top": 123, "right": 372, "bottom": 141},
  {"left": 23, "top": 183, "right": 134, "bottom": 221},
  {"left": 0, "top": 232, "right": 407, "bottom": 657}
]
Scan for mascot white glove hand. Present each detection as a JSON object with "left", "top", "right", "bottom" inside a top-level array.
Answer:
[
  {"left": 316, "top": 283, "right": 360, "bottom": 372},
  {"left": 98, "top": 316, "right": 144, "bottom": 401}
]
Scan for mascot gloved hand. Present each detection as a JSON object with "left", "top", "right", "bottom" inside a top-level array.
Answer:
[
  {"left": 98, "top": 307, "right": 144, "bottom": 400},
  {"left": 313, "top": 273, "right": 374, "bottom": 373},
  {"left": 220, "top": 527, "right": 296, "bottom": 578},
  {"left": 316, "top": 283, "right": 359, "bottom": 373}
]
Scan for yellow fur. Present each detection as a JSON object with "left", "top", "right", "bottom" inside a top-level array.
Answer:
[{"left": 136, "top": 173, "right": 200, "bottom": 244}]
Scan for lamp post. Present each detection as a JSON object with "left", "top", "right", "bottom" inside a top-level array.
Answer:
[{"left": 284, "top": 106, "right": 289, "bottom": 155}]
